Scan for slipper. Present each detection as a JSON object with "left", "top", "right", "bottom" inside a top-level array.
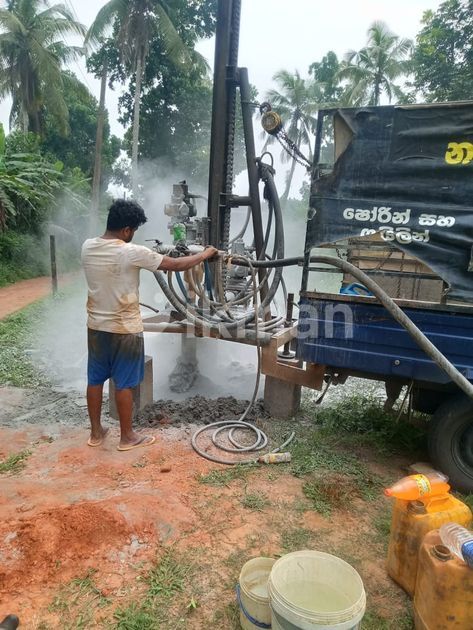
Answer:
[
  {"left": 87, "top": 428, "right": 110, "bottom": 447},
  {"left": 117, "top": 435, "right": 156, "bottom": 452}
]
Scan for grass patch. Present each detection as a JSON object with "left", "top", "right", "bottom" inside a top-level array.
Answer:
[
  {"left": 0, "top": 302, "right": 48, "bottom": 387},
  {"left": 241, "top": 491, "right": 270, "bottom": 511},
  {"left": 306, "top": 392, "right": 427, "bottom": 456},
  {"left": 0, "top": 449, "right": 31, "bottom": 474},
  {"left": 224, "top": 548, "right": 252, "bottom": 575},
  {"left": 49, "top": 569, "right": 109, "bottom": 629},
  {"left": 290, "top": 431, "right": 383, "bottom": 501},
  {"left": 373, "top": 510, "right": 392, "bottom": 550},
  {"left": 112, "top": 550, "right": 193, "bottom": 629},
  {"left": 303, "top": 473, "right": 358, "bottom": 516},
  {"left": 198, "top": 465, "right": 252, "bottom": 487},
  {"left": 280, "top": 528, "right": 314, "bottom": 553},
  {"left": 212, "top": 601, "right": 240, "bottom": 629},
  {"left": 114, "top": 603, "right": 160, "bottom": 630},
  {"left": 362, "top": 609, "right": 414, "bottom": 629},
  {"left": 147, "top": 550, "right": 190, "bottom": 599}
]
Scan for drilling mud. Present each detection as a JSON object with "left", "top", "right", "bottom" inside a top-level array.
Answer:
[{"left": 135, "top": 395, "right": 271, "bottom": 428}]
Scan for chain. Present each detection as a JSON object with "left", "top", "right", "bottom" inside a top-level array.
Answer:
[
  {"left": 275, "top": 131, "right": 312, "bottom": 169},
  {"left": 221, "top": 0, "right": 241, "bottom": 267}
]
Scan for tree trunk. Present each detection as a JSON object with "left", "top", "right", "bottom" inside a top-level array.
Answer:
[
  {"left": 374, "top": 72, "right": 381, "bottom": 106},
  {"left": 90, "top": 64, "right": 108, "bottom": 236},
  {"left": 131, "top": 52, "right": 144, "bottom": 199},
  {"left": 22, "top": 109, "right": 29, "bottom": 134}
]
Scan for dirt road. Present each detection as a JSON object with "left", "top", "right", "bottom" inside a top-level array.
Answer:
[
  {"left": 0, "top": 277, "right": 54, "bottom": 320},
  {"left": 0, "top": 275, "right": 76, "bottom": 320}
]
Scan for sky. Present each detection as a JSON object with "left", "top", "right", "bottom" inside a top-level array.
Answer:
[{"left": 0, "top": 0, "right": 443, "bottom": 194}]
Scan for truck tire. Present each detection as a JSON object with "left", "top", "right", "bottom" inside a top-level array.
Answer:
[{"left": 428, "top": 393, "right": 473, "bottom": 493}]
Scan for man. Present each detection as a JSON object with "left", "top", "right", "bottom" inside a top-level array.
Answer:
[{"left": 81, "top": 199, "right": 218, "bottom": 451}]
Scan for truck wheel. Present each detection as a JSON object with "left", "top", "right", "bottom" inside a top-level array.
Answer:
[{"left": 428, "top": 394, "right": 473, "bottom": 493}]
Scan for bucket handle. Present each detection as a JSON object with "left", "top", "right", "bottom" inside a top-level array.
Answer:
[{"left": 236, "top": 584, "right": 272, "bottom": 629}]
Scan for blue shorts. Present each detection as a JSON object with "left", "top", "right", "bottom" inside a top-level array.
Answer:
[{"left": 87, "top": 329, "right": 144, "bottom": 390}]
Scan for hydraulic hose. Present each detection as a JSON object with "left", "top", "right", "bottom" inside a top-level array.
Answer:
[
  {"left": 153, "top": 163, "right": 286, "bottom": 333},
  {"left": 230, "top": 254, "right": 473, "bottom": 400},
  {"left": 190, "top": 259, "right": 295, "bottom": 465}
]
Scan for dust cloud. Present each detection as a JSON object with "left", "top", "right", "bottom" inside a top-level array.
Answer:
[{"left": 32, "top": 161, "right": 338, "bottom": 402}]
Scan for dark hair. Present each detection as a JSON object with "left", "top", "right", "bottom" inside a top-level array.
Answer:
[{"left": 106, "top": 199, "right": 148, "bottom": 231}]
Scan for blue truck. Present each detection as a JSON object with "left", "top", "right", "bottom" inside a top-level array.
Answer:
[{"left": 296, "top": 103, "right": 473, "bottom": 492}]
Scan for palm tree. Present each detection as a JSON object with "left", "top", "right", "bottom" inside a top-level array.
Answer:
[
  {"left": 86, "top": 0, "right": 191, "bottom": 199},
  {"left": 0, "top": 0, "right": 85, "bottom": 136},
  {"left": 338, "top": 21, "right": 412, "bottom": 106},
  {"left": 265, "top": 70, "right": 321, "bottom": 202}
]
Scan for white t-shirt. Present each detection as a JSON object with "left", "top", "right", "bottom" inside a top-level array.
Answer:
[{"left": 81, "top": 238, "right": 164, "bottom": 334}]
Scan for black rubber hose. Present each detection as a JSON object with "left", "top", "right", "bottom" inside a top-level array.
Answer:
[
  {"left": 230, "top": 254, "right": 473, "bottom": 399},
  {"left": 153, "top": 165, "right": 286, "bottom": 331}
]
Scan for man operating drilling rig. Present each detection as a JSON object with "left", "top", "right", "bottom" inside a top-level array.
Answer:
[{"left": 81, "top": 198, "right": 218, "bottom": 452}]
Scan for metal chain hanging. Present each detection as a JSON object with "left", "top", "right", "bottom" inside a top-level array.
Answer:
[
  {"left": 275, "top": 130, "right": 312, "bottom": 170},
  {"left": 259, "top": 102, "right": 312, "bottom": 170}
]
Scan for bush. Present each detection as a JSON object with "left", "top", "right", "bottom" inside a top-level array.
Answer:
[
  {"left": 0, "top": 231, "right": 49, "bottom": 286},
  {"left": 0, "top": 228, "right": 82, "bottom": 287}
]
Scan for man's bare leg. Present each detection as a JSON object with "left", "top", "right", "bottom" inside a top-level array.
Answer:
[
  {"left": 87, "top": 384, "right": 109, "bottom": 444},
  {"left": 115, "top": 387, "right": 153, "bottom": 448}
]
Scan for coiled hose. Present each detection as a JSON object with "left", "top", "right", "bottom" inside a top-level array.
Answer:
[{"left": 189, "top": 260, "right": 295, "bottom": 465}]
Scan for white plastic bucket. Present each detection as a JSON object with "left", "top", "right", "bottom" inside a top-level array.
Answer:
[
  {"left": 268, "top": 550, "right": 366, "bottom": 630},
  {"left": 238, "top": 557, "right": 276, "bottom": 630}
]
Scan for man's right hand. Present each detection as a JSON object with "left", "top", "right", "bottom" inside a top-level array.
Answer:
[
  {"left": 202, "top": 246, "right": 219, "bottom": 261},
  {"left": 160, "top": 246, "right": 219, "bottom": 272}
]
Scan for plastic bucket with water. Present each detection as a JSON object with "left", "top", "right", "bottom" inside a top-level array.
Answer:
[
  {"left": 238, "top": 557, "right": 276, "bottom": 630},
  {"left": 268, "top": 550, "right": 366, "bottom": 630}
]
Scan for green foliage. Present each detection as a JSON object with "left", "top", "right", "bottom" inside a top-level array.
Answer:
[
  {"left": 0, "top": 230, "right": 49, "bottom": 286},
  {"left": 0, "top": 449, "right": 31, "bottom": 474},
  {"left": 373, "top": 510, "right": 392, "bottom": 550},
  {"left": 264, "top": 70, "right": 322, "bottom": 200},
  {"left": 309, "top": 51, "right": 343, "bottom": 103},
  {"left": 412, "top": 0, "right": 473, "bottom": 101},
  {"left": 280, "top": 528, "right": 314, "bottom": 552},
  {"left": 120, "top": 70, "right": 215, "bottom": 182},
  {"left": 290, "top": 428, "right": 380, "bottom": 483},
  {"left": 147, "top": 550, "right": 190, "bottom": 598},
  {"left": 0, "top": 123, "right": 90, "bottom": 261},
  {"left": 312, "top": 392, "right": 427, "bottom": 455},
  {"left": 240, "top": 491, "right": 270, "bottom": 511},
  {"left": 114, "top": 603, "right": 159, "bottom": 630},
  {"left": 87, "top": 1, "right": 218, "bottom": 187},
  {"left": 363, "top": 609, "right": 414, "bottom": 629},
  {"left": 338, "top": 21, "right": 412, "bottom": 105},
  {"left": 198, "top": 465, "right": 252, "bottom": 487},
  {"left": 42, "top": 71, "right": 120, "bottom": 182},
  {"left": 113, "top": 550, "right": 192, "bottom": 628},
  {"left": 86, "top": 0, "right": 216, "bottom": 195},
  {"left": 0, "top": 301, "right": 48, "bottom": 387},
  {"left": 0, "top": 0, "right": 85, "bottom": 136},
  {"left": 0, "top": 124, "right": 63, "bottom": 232},
  {"left": 303, "top": 473, "right": 361, "bottom": 516},
  {"left": 49, "top": 569, "right": 110, "bottom": 629}
]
